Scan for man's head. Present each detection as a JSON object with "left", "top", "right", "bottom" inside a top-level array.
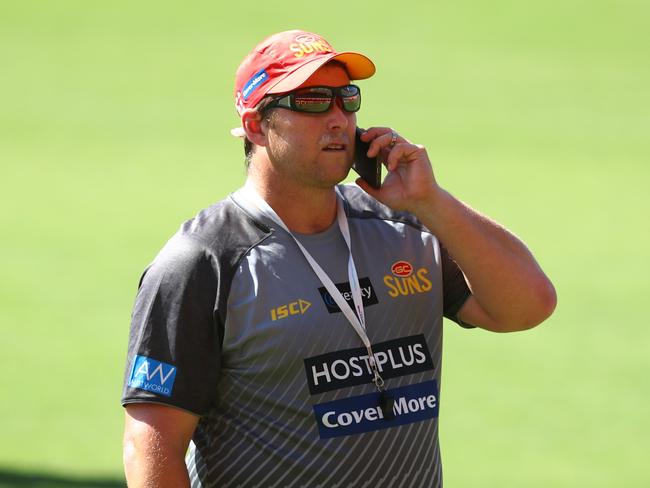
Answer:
[
  {"left": 234, "top": 30, "right": 375, "bottom": 116},
  {"left": 232, "top": 30, "right": 375, "bottom": 168}
]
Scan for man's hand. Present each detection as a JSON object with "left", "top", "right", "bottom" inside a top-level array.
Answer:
[
  {"left": 355, "top": 127, "right": 556, "bottom": 332},
  {"left": 355, "top": 127, "right": 442, "bottom": 215}
]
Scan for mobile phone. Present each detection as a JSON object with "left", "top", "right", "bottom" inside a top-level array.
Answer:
[{"left": 352, "top": 127, "right": 382, "bottom": 189}]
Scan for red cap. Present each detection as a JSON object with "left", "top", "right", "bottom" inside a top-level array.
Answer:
[{"left": 234, "top": 30, "right": 376, "bottom": 115}]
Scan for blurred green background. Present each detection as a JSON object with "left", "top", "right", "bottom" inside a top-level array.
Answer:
[{"left": 1, "top": 0, "right": 648, "bottom": 486}]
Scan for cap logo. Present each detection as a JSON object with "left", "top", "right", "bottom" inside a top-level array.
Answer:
[
  {"left": 289, "top": 35, "right": 333, "bottom": 58},
  {"left": 295, "top": 34, "right": 317, "bottom": 43},
  {"left": 242, "top": 68, "right": 269, "bottom": 100}
]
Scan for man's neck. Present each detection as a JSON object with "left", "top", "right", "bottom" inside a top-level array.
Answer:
[{"left": 245, "top": 176, "right": 338, "bottom": 234}]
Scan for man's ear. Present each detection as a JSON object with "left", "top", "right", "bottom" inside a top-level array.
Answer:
[{"left": 241, "top": 109, "right": 267, "bottom": 147}]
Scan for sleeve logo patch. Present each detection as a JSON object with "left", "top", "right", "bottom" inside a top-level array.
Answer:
[{"left": 128, "top": 355, "right": 177, "bottom": 397}]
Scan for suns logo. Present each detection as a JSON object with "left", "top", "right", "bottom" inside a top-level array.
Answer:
[
  {"left": 289, "top": 35, "right": 333, "bottom": 58},
  {"left": 383, "top": 261, "right": 432, "bottom": 298}
]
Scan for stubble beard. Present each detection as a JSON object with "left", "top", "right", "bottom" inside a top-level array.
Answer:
[{"left": 267, "top": 135, "right": 353, "bottom": 190}]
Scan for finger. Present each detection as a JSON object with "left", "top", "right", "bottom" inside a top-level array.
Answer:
[
  {"left": 368, "top": 129, "right": 405, "bottom": 158},
  {"left": 360, "top": 126, "right": 392, "bottom": 142},
  {"left": 385, "top": 143, "right": 425, "bottom": 171}
]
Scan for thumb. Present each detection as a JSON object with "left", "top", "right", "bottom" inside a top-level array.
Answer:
[{"left": 355, "top": 178, "right": 382, "bottom": 200}]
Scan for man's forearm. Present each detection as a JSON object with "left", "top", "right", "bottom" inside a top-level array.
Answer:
[
  {"left": 124, "top": 435, "right": 191, "bottom": 488},
  {"left": 123, "top": 405, "right": 196, "bottom": 488},
  {"left": 412, "top": 188, "right": 557, "bottom": 330}
]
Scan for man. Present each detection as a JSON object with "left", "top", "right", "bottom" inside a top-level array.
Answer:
[{"left": 122, "top": 30, "right": 556, "bottom": 487}]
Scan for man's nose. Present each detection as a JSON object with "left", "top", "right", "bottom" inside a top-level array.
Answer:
[{"left": 326, "top": 98, "right": 351, "bottom": 131}]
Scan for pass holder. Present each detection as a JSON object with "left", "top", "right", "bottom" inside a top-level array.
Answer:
[
  {"left": 378, "top": 389, "right": 395, "bottom": 421},
  {"left": 240, "top": 185, "right": 391, "bottom": 415},
  {"left": 370, "top": 361, "right": 394, "bottom": 420}
]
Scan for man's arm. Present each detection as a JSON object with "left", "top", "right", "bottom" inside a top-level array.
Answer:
[
  {"left": 123, "top": 403, "right": 199, "bottom": 488},
  {"left": 416, "top": 188, "right": 556, "bottom": 331},
  {"left": 357, "top": 128, "right": 557, "bottom": 332}
]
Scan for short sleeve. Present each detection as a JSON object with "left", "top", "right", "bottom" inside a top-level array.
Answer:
[
  {"left": 121, "top": 235, "right": 222, "bottom": 415},
  {"left": 440, "top": 244, "right": 474, "bottom": 328}
]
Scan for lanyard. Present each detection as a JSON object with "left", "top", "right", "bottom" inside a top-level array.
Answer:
[{"left": 240, "top": 184, "right": 386, "bottom": 392}]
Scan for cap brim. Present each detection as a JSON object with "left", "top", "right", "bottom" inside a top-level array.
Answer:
[{"left": 267, "top": 51, "right": 376, "bottom": 95}]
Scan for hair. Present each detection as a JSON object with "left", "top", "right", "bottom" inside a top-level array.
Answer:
[{"left": 242, "top": 60, "right": 350, "bottom": 170}]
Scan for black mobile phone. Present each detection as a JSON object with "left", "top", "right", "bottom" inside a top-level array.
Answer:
[{"left": 352, "top": 127, "right": 382, "bottom": 189}]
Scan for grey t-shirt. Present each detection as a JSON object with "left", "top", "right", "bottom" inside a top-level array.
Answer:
[{"left": 122, "top": 184, "right": 471, "bottom": 487}]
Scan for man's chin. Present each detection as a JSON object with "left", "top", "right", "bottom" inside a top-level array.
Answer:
[
  {"left": 313, "top": 169, "right": 351, "bottom": 189},
  {"left": 312, "top": 152, "right": 352, "bottom": 184},
  {"left": 333, "top": 164, "right": 354, "bottom": 185}
]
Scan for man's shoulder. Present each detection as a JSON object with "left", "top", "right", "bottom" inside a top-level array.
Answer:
[
  {"left": 177, "top": 194, "right": 270, "bottom": 246},
  {"left": 152, "top": 194, "right": 272, "bottom": 272},
  {"left": 337, "top": 184, "right": 425, "bottom": 231}
]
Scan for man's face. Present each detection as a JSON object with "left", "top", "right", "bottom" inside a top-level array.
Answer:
[{"left": 262, "top": 63, "right": 357, "bottom": 189}]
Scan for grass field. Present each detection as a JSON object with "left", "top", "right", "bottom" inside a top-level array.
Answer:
[{"left": 1, "top": 1, "right": 649, "bottom": 486}]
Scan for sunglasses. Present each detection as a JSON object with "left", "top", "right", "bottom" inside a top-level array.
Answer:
[{"left": 264, "top": 84, "right": 361, "bottom": 114}]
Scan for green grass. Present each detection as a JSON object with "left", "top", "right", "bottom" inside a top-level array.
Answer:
[{"left": 1, "top": 0, "right": 648, "bottom": 485}]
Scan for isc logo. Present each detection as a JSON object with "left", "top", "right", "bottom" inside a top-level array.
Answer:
[
  {"left": 384, "top": 261, "right": 433, "bottom": 298},
  {"left": 270, "top": 299, "right": 312, "bottom": 321}
]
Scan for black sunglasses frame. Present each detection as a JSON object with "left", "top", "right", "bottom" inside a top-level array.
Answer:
[{"left": 263, "top": 84, "right": 362, "bottom": 114}]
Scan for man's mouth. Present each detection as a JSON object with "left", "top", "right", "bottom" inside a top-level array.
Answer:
[{"left": 322, "top": 143, "right": 346, "bottom": 152}]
